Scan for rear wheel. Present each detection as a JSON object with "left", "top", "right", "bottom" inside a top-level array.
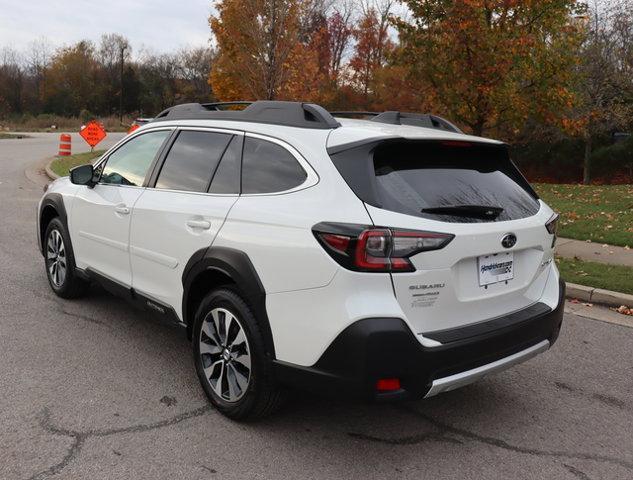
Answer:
[
  {"left": 193, "top": 288, "right": 283, "bottom": 420},
  {"left": 44, "top": 218, "right": 89, "bottom": 298}
]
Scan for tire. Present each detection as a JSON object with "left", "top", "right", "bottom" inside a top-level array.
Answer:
[
  {"left": 192, "top": 288, "right": 284, "bottom": 420},
  {"left": 44, "top": 217, "right": 89, "bottom": 299}
]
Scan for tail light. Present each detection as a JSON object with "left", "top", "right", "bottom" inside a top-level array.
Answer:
[
  {"left": 313, "top": 222, "right": 454, "bottom": 273},
  {"left": 545, "top": 213, "right": 559, "bottom": 247}
]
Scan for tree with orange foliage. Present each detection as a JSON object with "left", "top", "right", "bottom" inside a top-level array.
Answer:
[
  {"left": 394, "top": 0, "right": 586, "bottom": 137},
  {"left": 210, "top": 0, "right": 334, "bottom": 101},
  {"left": 210, "top": 0, "right": 303, "bottom": 100},
  {"left": 349, "top": 1, "right": 394, "bottom": 105}
]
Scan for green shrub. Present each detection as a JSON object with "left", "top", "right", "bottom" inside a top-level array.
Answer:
[{"left": 591, "top": 137, "right": 633, "bottom": 179}]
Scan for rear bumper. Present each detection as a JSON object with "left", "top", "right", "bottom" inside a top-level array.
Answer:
[{"left": 274, "top": 279, "right": 565, "bottom": 401}]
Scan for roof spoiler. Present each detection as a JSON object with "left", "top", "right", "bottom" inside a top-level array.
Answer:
[{"left": 330, "top": 111, "right": 463, "bottom": 134}]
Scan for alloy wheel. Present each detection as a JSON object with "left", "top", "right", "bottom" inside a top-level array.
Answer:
[
  {"left": 46, "top": 229, "right": 67, "bottom": 288},
  {"left": 199, "top": 307, "right": 252, "bottom": 403}
]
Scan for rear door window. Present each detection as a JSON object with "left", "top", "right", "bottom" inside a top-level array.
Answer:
[
  {"left": 155, "top": 130, "right": 233, "bottom": 193},
  {"left": 209, "top": 135, "right": 242, "bottom": 194},
  {"left": 332, "top": 140, "right": 540, "bottom": 223}
]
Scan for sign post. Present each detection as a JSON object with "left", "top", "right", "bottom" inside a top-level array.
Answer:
[{"left": 79, "top": 120, "right": 107, "bottom": 151}]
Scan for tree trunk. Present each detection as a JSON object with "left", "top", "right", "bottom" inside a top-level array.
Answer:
[
  {"left": 472, "top": 118, "right": 485, "bottom": 137},
  {"left": 583, "top": 134, "right": 592, "bottom": 185}
]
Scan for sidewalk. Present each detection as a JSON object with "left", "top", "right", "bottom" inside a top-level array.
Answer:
[{"left": 556, "top": 237, "right": 633, "bottom": 267}]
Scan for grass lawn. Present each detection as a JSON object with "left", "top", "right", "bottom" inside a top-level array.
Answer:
[
  {"left": 534, "top": 183, "right": 633, "bottom": 247},
  {"left": 50, "top": 150, "right": 105, "bottom": 177},
  {"left": 556, "top": 257, "right": 633, "bottom": 295},
  {"left": 0, "top": 133, "right": 29, "bottom": 139}
]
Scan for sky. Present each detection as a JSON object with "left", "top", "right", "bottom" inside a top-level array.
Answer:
[{"left": 0, "top": 0, "right": 214, "bottom": 55}]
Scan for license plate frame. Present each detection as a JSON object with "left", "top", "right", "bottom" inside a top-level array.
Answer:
[{"left": 478, "top": 252, "right": 514, "bottom": 287}]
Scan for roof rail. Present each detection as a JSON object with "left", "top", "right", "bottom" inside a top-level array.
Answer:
[
  {"left": 202, "top": 101, "right": 253, "bottom": 110},
  {"left": 152, "top": 101, "right": 341, "bottom": 129},
  {"left": 331, "top": 110, "right": 463, "bottom": 134},
  {"left": 329, "top": 111, "right": 380, "bottom": 118}
]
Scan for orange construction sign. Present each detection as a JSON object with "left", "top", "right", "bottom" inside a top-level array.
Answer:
[{"left": 79, "top": 120, "right": 107, "bottom": 148}]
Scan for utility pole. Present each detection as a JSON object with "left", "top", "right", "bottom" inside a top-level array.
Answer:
[{"left": 119, "top": 45, "right": 126, "bottom": 123}]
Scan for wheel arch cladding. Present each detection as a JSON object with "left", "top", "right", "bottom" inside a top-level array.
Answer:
[
  {"left": 182, "top": 247, "right": 276, "bottom": 358},
  {"left": 39, "top": 193, "right": 68, "bottom": 256}
]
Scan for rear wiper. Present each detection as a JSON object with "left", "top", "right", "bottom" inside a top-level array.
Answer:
[{"left": 421, "top": 205, "right": 503, "bottom": 219}]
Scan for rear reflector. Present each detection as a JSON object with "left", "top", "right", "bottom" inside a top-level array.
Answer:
[{"left": 376, "top": 378, "right": 401, "bottom": 392}]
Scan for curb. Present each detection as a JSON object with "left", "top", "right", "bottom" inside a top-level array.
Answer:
[
  {"left": 566, "top": 282, "right": 632, "bottom": 308},
  {"left": 44, "top": 157, "right": 60, "bottom": 181}
]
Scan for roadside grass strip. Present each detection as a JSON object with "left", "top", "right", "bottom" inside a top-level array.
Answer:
[
  {"left": 50, "top": 150, "right": 105, "bottom": 177},
  {"left": 556, "top": 256, "right": 633, "bottom": 296}
]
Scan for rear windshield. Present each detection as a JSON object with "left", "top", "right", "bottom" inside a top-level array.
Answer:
[{"left": 331, "top": 140, "right": 539, "bottom": 223}]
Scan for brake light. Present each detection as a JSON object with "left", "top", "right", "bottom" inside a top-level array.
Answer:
[
  {"left": 313, "top": 223, "right": 454, "bottom": 273},
  {"left": 440, "top": 140, "right": 472, "bottom": 147},
  {"left": 355, "top": 229, "right": 391, "bottom": 270}
]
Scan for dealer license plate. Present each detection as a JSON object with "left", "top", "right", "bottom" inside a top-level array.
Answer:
[{"left": 478, "top": 252, "right": 514, "bottom": 286}]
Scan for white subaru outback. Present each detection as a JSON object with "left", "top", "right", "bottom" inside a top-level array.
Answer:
[{"left": 38, "top": 101, "right": 564, "bottom": 419}]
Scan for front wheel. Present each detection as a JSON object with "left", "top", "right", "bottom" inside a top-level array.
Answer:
[
  {"left": 192, "top": 288, "right": 283, "bottom": 420},
  {"left": 44, "top": 218, "right": 88, "bottom": 298}
]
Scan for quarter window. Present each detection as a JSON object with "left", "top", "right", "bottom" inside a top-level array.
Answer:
[
  {"left": 101, "top": 130, "right": 170, "bottom": 186},
  {"left": 241, "top": 137, "right": 307, "bottom": 194},
  {"left": 156, "top": 131, "right": 233, "bottom": 193}
]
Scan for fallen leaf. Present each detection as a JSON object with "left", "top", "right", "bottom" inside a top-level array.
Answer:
[{"left": 612, "top": 305, "right": 633, "bottom": 316}]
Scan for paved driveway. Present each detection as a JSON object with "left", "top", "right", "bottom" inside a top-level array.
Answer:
[{"left": 1, "top": 133, "right": 632, "bottom": 479}]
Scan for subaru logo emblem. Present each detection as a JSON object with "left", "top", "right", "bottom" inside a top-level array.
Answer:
[{"left": 501, "top": 233, "right": 517, "bottom": 249}]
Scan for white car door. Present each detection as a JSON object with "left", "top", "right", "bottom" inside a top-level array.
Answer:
[
  {"left": 129, "top": 128, "right": 242, "bottom": 318},
  {"left": 70, "top": 129, "right": 172, "bottom": 286}
]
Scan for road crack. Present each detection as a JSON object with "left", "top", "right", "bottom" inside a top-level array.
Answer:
[
  {"left": 29, "top": 405, "right": 213, "bottom": 479},
  {"left": 564, "top": 463, "right": 593, "bottom": 480},
  {"left": 349, "top": 404, "right": 631, "bottom": 473},
  {"left": 348, "top": 430, "right": 462, "bottom": 446},
  {"left": 385, "top": 405, "right": 633, "bottom": 472}
]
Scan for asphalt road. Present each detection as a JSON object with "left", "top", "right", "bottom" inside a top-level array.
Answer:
[{"left": 1, "top": 133, "right": 632, "bottom": 480}]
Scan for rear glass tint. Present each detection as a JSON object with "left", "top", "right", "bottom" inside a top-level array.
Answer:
[
  {"left": 331, "top": 140, "right": 539, "bottom": 223},
  {"left": 156, "top": 130, "right": 232, "bottom": 193},
  {"left": 242, "top": 137, "right": 307, "bottom": 194}
]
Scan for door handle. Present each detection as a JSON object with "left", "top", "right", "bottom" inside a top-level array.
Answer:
[
  {"left": 115, "top": 205, "right": 130, "bottom": 215},
  {"left": 186, "top": 220, "right": 211, "bottom": 230}
]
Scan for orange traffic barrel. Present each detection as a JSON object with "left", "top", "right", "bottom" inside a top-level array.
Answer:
[{"left": 58, "top": 134, "right": 71, "bottom": 156}]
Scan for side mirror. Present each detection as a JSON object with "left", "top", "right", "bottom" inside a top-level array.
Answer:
[{"left": 70, "top": 164, "right": 95, "bottom": 186}]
